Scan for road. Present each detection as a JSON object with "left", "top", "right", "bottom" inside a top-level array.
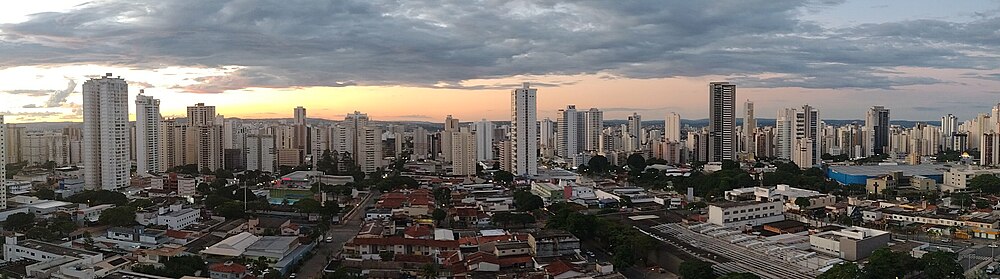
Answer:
[{"left": 295, "top": 191, "right": 378, "bottom": 278}]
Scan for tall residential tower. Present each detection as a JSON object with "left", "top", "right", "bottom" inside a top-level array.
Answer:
[
  {"left": 83, "top": 74, "right": 130, "bottom": 190},
  {"left": 709, "top": 82, "right": 736, "bottom": 162},
  {"left": 135, "top": 93, "right": 161, "bottom": 174},
  {"left": 511, "top": 83, "right": 537, "bottom": 176}
]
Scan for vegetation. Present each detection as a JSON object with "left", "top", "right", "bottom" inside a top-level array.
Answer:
[
  {"left": 546, "top": 208, "right": 654, "bottom": 268},
  {"left": 513, "top": 191, "right": 544, "bottom": 211},
  {"left": 821, "top": 153, "right": 850, "bottom": 162},
  {"left": 66, "top": 190, "right": 128, "bottom": 206},
  {"left": 99, "top": 206, "right": 137, "bottom": 227},
  {"left": 493, "top": 170, "right": 514, "bottom": 185},
  {"left": 432, "top": 187, "right": 452, "bottom": 206},
  {"left": 3, "top": 213, "right": 35, "bottom": 231},
  {"left": 35, "top": 188, "right": 55, "bottom": 200},
  {"left": 816, "top": 248, "right": 962, "bottom": 279},
  {"left": 132, "top": 255, "right": 206, "bottom": 278},
  {"left": 490, "top": 212, "right": 536, "bottom": 228},
  {"left": 678, "top": 260, "right": 715, "bottom": 279},
  {"left": 968, "top": 174, "right": 1000, "bottom": 194},
  {"left": 936, "top": 150, "right": 977, "bottom": 162}
]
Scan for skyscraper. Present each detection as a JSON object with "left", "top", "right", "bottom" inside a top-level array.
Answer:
[
  {"left": 941, "top": 114, "right": 958, "bottom": 151},
  {"left": 742, "top": 101, "right": 756, "bottom": 156},
  {"left": 135, "top": 93, "right": 161, "bottom": 175},
  {"left": 664, "top": 112, "right": 681, "bottom": 142},
  {"left": 865, "top": 106, "right": 890, "bottom": 156},
  {"left": 539, "top": 118, "right": 555, "bottom": 158},
  {"left": 245, "top": 134, "right": 275, "bottom": 173},
  {"left": 83, "top": 73, "right": 130, "bottom": 190},
  {"left": 188, "top": 103, "right": 223, "bottom": 172},
  {"left": 796, "top": 105, "right": 821, "bottom": 166},
  {"left": 293, "top": 106, "right": 308, "bottom": 153},
  {"left": 1, "top": 115, "right": 6, "bottom": 209},
  {"left": 627, "top": 113, "right": 642, "bottom": 150},
  {"left": 511, "top": 83, "right": 537, "bottom": 176},
  {"left": 451, "top": 127, "right": 477, "bottom": 176},
  {"left": 583, "top": 108, "right": 603, "bottom": 152},
  {"left": 775, "top": 108, "right": 796, "bottom": 160},
  {"left": 474, "top": 120, "right": 494, "bottom": 161},
  {"left": 709, "top": 82, "right": 736, "bottom": 162},
  {"left": 442, "top": 115, "right": 460, "bottom": 162},
  {"left": 557, "top": 105, "right": 579, "bottom": 158}
]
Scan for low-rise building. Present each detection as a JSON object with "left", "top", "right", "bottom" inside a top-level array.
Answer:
[
  {"left": 724, "top": 184, "right": 835, "bottom": 211},
  {"left": 528, "top": 230, "right": 581, "bottom": 258},
  {"left": 707, "top": 200, "right": 784, "bottom": 229},
  {"left": 809, "top": 226, "right": 890, "bottom": 261},
  {"left": 942, "top": 167, "right": 1000, "bottom": 192}
]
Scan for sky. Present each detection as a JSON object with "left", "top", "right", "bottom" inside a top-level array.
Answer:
[{"left": 1, "top": 0, "right": 999, "bottom": 124}]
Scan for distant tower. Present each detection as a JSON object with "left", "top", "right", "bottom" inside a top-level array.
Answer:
[
  {"left": 474, "top": 120, "right": 495, "bottom": 161},
  {"left": 627, "top": 113, "right": 642, "bottom": 150},
  {"left": 709, "top": 82, "right": 736, "bottom": 162},
  {"left": 511, "top": 83, "right": 538, "bottom": 176},
  {"left": 1, "top": 115, "right": 6, "bottom": 209},
  {"left": 941, "top": 114, "right": 958, "bottom": 151},
  {"left": 135, "top": 92, "right": 162, "bottom": 174},
  {"left": 557, "top": 105, "right": 579, "bottom": 158},
  {"left": 865, "top": 106, "right": 890, "bottom": 156},
  {"left": 83, "top": 73, "right": 130, "bottom": 190},
  {"left": 664, "top": 112, "right": 681, "bottom": 142},
  {"left": 742, "top": 101, "right": 756, "bottom": 157}
]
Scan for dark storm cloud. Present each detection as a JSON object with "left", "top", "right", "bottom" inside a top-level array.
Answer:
[{"left": 0, "top": 0, "right": 998, "bottom": 92}]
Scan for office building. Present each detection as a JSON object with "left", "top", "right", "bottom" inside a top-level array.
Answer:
[
  {"left": 810, "top": 227, "right": 890, "bottom": 261},
  {"left": 511, "top": 83, "right": 537, "bottom": 176},
  {"left": 83, "top": 73, "right": 130, "bottom": 190},
  {"left": 474, "top": 120, "right": 494, "bottom": 161},
  {"left": 135, "top": 93, "right": 161, "bottom": 174},
  {"left": 1, "top": 115, "right": 5, "bottom": 209},
  {"left": 865, "top": 106, "right": 890, "bottom": 156},
  {"left": 707, "top": 200, "right": 783, "bottom": 228},
  {"left": 709, "top": 82, "right": 736, "bottom": 162}
]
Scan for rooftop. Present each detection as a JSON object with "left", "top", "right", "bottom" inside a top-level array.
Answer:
[
  {"left": 16, "top": 239, "right": 100, "bottom": 258},
  {"left": 828, "top": 164, "right": 948, "bottom": 176}
]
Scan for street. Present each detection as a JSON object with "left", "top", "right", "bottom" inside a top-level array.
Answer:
[{"left": 295, "top": 191, "right": 379, "bottom": 278}]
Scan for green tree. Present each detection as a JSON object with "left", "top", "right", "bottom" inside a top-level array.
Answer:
[
  {"left": 3, "top": 213, "right": 35, "bottom": 232},
  {"left": 626, "top": 153, "right": 646, "bottom": 172},
  {"left": 433, "top": 187, "right": 452, "bottom": 206},
  {"left": 99, "top": 206, "right": 137, "bottom": 227},
  {"left": 294, "top": 198, "right": 323, "bottom": 213},
  {"left": 718, "top": 273, "right": 760, "bottom": 279},
  {"left": 66, "top": 190, "right": 128, "bottom": 206},
  {"left": 817, "top": 262, "right": 860, "bottom": 279},
  {"left": 513, "top": 191, "right": 544, "bottom": 211},
  {"left": 493, "top": 170, "right": 514, "bottom": 185},
  {"left": 35, "top": 188, "right": 55, "bottom": 200},
  {"left": 419, "top": 264, "right": 439, "bottom": 279},
  {"left": 216, "top": 201, "right": 246, "bottom": 219},
  {"left": 587, "top": 155, "right": 611, "bottom": 175},
  {"left": 969, "top": 174, "right": 1000, "bottom": 193},
  {"left": 432, "top": 208, "right": 447, "bottom": 224},
  {"left": 678, "top": 260, "right": 715, "bottom": 279},
  {"left": 920, "top": 251, "right": 963, "bottom": 279},
  {"left": 861, "top": 248, "right": 918, "bottom": 279},
  {"left": 794, "top": 198, "right": 811, "bottom": 209}
]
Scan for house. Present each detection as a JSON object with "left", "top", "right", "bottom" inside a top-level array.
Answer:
[
  {"left": 544, "top": 260, "right": 584, "bottom": 279},
  {"left": 249, "top": 217, "right": 298, "bottom": 236},
  {"left": 208, "top": 261, "right": 249, "bottom": 279}
]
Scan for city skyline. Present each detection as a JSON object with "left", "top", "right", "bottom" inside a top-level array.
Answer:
[{"left": 0, "top": 0, "right": 999, "bottom": 123}]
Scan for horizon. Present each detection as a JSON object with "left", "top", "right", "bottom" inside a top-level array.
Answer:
[{"left": 1, "top": 1, "right": 999, "bottom": 123}]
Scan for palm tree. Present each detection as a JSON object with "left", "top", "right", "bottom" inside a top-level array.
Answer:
[{"left": 419, "top": 264, "right": 439, "bottom": 279}]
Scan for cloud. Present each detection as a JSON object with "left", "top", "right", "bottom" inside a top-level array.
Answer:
[
  {"left": 389, "top": 114, "right": 434, "bottom": 120},
  {"left": 21, "top": 104, "right": 39, "bottom": 108},
  {"left": 0, "top": 0, "right": 997, "bottom": 93},
  {"left": 3, "top": 89, "right": 51, "bottom": 96},
  {"left": 43, "top": 78, "right": 76, "bottom": 107}
]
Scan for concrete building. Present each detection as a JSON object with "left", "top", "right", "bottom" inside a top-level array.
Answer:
[
  {"left": 866, "top": 106, "right": 891, "bottom": 156},
  {"left": 474, "top": 120, "right": 494, "bottom": 161},
  {"left": 4, "top": 236, "right": 107, "bottom": 278},
  {"left": 528, "top": 230, "right": 581, "bottom": 258},
  {"left": 451, "top": 128, "right": 477, "bottom": 176},
  {"left": 709, "top": 82, "right": 736, "bottom": 162},
  {"left": 809, "top": 226, "right": 890, "bottom": 261},
  {"left": 83, "top": 73, "right": 131, "bottom": 190},
  {"left": 942, "top": 167, "right": 1000, "bottom": 192},
  {"left": 188, "top": 103, "right": 224, "bottom": 172},
  {"left": 135, "top": 93, "right": 161, "bottom": 175},
  {"left": 742, "top": 101, "right": 756, "bottom": 157},
  {"left": 707, "top": 200, "right": 783, "bottom": 228},
  {"left": 293, "top": 106, "right": 308, "bottom": 153},
  {"left": 21, "top": 130, "right": 68, "bottom": 165},
  {"left": 441, "top": 115, "right": 460, "bottom": 162},
  {"left": 556, "top": 105, "right": 579, "bottom": 159},
  {"left": 627, "top": 113, "right": 641, "bottom": 150},
  {"left": 357, "top": 126, "right": 383, "bottom": 173},
  {"left": 0, "top": 116, "right": 5, "bottom": 210},
  {"left": 511, "top": 83, "right": 538, "bottom": 176},
  {"left": 246, "top": 134, "right": 276, "bottom": 173},
  {"left": 664, "top": 112, "right": 681, "bottom": 142},
  {"left": 724, "top": 184, "right": 835, "bottom": 211}
]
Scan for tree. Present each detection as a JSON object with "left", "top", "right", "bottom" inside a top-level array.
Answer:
[
  {"left": 419, "top": 264, "right": 439, "bottom": 279},
  {"left": 3, "top": 213, "right": 35, "bottom": 231},
  {"left": 718, "top": 273, "right": 760, "bottom": 279},
  {"left": 67, "top": 190, "right": 128, "bottom": 206},
  {"left": 513, "top": 191, "right": 544, "bottom": 211},
  {"left": 216, "top": 201, "right": 246, "bottom": 219},
  {"left": 35, "top": 188, "right": 55, "bottom": 200},
  {"left": 294, "top": 198, "right": 323, "bottom": 213},
  {"left": 432, "top": 208, "right": 447, "bottom": 223},
  {"left": 433, "top": 187, "right": 452, "bottom": 206},
  {"left": 861, "top": 247, "right": 919, "bottom": 279},
  {"left": 794, "top": 198, "right": 811, "bottom": 209},
  {"left": 969, "top": 174, "right": 1000, "bottom": 194},
  {"left": 626, "top": 153, "right": 646, "bottom": 172},
  {"left": 921, "top": 251, "right": 963, "bottom": 279},
  {"left": 128, "top": 198, "right": 154, "bottom": 208},
  {"left": 494, "top": 170, "right": 514, "bottom": 185},
  {"left": 817, "top": 262, "right": 860, "bottom": 279},
  {"left": 678, "top": 260, "right": 715, "bottom": 279},
  {"left": 587, "top": 155, "right": 611, "bottom": 175},
  {"left": 99, "top": 206, "right": 137, "bottom": 227}
]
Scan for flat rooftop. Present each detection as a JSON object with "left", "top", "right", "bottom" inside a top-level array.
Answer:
[
  {"left": 17, "top": 239, "right": 100, "bottom": 258},
  {"left": 828, "top": 164, "right": 949, "bottom": 176}
]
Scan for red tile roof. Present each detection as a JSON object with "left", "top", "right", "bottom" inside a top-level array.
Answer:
[
  {"left": 497, "top": 255, "right": 534, "bottom": 267},
  {"left": 544, "top": 260, "right": 574, "bottom": 276},
  {"left": 404, "top": 225, "right": 433, "bottom": 238},
  {"left": 209, "top": 262, "right": 247, "bottom": 274}
]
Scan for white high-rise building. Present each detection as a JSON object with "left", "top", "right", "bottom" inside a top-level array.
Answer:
[
  {"left": 775, "top": 108, "right": 796, "bottom": 160},
  {"left": 709, "top": 82, "right": 736, "bottom": 162},
  {"left": 83, "top": 74, "right": 130, "bottom": 190},
  {"left": 539, "top": 118, "right": 555, "bottom": 158},
  {"left": 474, "top": 120, "right": 494, "bottom": 161},
  {"left": 451, "top": 127, "right": 478, "bottom": 176},
  {"left": 135, "top": 94, "right": 161, "bottom": 174},
  {"left": 557, "top": 105, "right": 579, "bottom": 158},
  {"left": 1, "top": 115, "right": 6, "bottom": 209},
  {"left": 245, "top": 134, "right": 275, "bottom": 173},
  {"left": 511, "top": 83, "right": 537, "bottom": 176},
  {"left": 627, "top": 113, "right": 642, "bottom": 150},
  {"left": 742, "top": 101, "right": 756, "bottom": 156},
  {"left": 583, "top": 108, "right": 603, "bottom": 152},
  {"left": 412, "top": 127, "right": 429, "bottom": 160},
  {"left": 441, "top": 115, "right": 460, "bottom": 162},
  {"left": 664, "top": 112, "right": 681, "bottom": 142},
  {"left": 941, "top": 114, "right": 959, "bottom": 151},
  {"left": 357, "top": 126, "right": 383, "bottom": 173}
]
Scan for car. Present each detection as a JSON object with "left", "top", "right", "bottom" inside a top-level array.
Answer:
[
  {"left": 989, "top": 243, "right": 998, "bottom": 248},
  {"left": 289, "top": 273, "right": 296, "bottom": 278},
  {"left": 941, "top": 239, "right": 952, "bottom": 243},
  {"left": 325, "top": 236, "right": 334, "bottom": 243}
]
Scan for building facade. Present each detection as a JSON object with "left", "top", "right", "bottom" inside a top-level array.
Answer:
[{"left": 83, "top": 74, "right": 131, "bottom": 190}]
